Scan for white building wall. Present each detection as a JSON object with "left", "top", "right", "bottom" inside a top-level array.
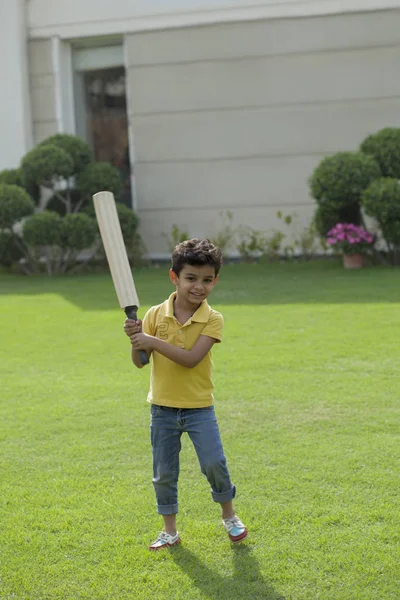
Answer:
[
  {"left": 0, "top": 0, "right": 32, "bottom": 170},
  {"left": 125, "top": 9, "right": 400, "bottom": 254},
  {"left": 28, "top": 39, "right": 60, "bottom": 144}
]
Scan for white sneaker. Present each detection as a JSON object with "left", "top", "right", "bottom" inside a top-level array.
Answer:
[
  {"left": 149, "top": 531, "right": 180, "bottom": 551},
  {"left": 223, "top": 515, "right": 248, "bottom": 543}
]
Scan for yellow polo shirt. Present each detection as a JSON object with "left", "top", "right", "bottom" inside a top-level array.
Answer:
[{"left": 142, "top": 292, "right": 223, "bottom": 408}]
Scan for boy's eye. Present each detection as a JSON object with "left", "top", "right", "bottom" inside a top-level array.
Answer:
[{"left": 185, "top": 276, "right": 213, "bottom": 282}]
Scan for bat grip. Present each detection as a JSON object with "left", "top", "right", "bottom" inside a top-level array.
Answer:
[{"left": 124, "top": 305, "right": 149, "bottom": 366}]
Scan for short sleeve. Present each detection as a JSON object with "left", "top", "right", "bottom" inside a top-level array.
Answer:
[
  {"left": 201, "top": 311, "right": 224, "bottom": 343},
  {"left": 142, "top": 307, "right": 157, "bottom": 336}
]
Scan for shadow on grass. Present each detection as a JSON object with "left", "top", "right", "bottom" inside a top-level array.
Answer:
[
  {"left": 170, "top": 544, "right": 285, "bottom": 600},
  {"left": 1, "top": 262, "right": 399, "bottom": 310}
]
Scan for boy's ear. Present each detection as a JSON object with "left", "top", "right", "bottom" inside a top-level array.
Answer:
[
  {"left": 169, "top": 269, "right": 178, "bottom": 285},
  {"left": 213, "top": 275, "right": 219, "bottom": 285}
]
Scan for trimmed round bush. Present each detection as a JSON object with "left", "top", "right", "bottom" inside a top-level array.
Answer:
[
  {"left": 362, "top": 178, "right": 400, "bottom": 247},
  {"left": 380, "top": 221, "right": 400, "bottom": 249},
  {"left": 23, "top": 211, "right": 63, "bottom": 247},
  {"left": 39, "top": 134, "right": 93, "bottom": 175},
  {"left": 60, "top": 213, "right": 97, "bottom": 250},
  {"left": 77, "top": 162, "right": 122, "bottom": 200},
  {"left": 85, "top": 200, "right": 139, "bottom": 247},
  {"left": 314, "top": 204, "right": 341, "bottom": 238},
  {"left": 116, "top": 203, "right": 139, "bottom": 245},
  {"left": 310, "top": 152, "right": 381, "bottom": 208},
  {"left": 0, "top": 184, "right": 35, "bottom": 229},
  {"left": 0, "top": 169, "right": 40, "bottom": 204},
  {"left": 362, "top": 178, "right": 400, "bottom": 222},
  {"left": 0, "top": 169, "right": 23, "bottom": 187},
  {"left": 360, "top": 128, "right": 400, "bottom": 179},
  {"left": 21, "top": 145, "right": 74, "bottom": 189},
  {"left": 0, "top": 231, "right": 23, "bottom": 267}
]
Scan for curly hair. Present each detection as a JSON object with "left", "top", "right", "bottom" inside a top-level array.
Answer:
[{"left": 171, "top": 238, "right": 223, "bottom": 276}]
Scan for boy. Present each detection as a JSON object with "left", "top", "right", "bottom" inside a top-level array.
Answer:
[{"left": 123, "top": 238, "right": 247, "bottom": 550}]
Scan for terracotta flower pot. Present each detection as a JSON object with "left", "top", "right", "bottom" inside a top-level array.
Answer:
[{"left": 343, "top": 253, "right": 364, "bottom": 269}]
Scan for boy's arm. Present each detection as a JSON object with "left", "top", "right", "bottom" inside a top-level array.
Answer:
[
  {"left": 131, "top": 347, "right": 152, "bottom": 369},
  {"left": 130, "top": 333, "right": 216, "bottom": 368}
]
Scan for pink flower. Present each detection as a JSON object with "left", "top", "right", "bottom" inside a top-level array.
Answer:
[{"left": 325, "top": 222, "right": 374, "bottom": 249}]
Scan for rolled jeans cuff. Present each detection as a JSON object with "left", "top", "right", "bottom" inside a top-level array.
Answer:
[
  {"left": 157, "top": 502, "right": 178, "bottom": 515},
  {"left": 211, "top": 484, "right": 236, "bottom": 504}
]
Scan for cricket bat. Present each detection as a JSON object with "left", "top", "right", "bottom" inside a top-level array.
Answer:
[{"left": 93, "top": 191, "right": 149, "bottom": 366}]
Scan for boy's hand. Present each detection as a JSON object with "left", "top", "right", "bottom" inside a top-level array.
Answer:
[
  {"left": 124, "top": 318, "right": 142, "bottom": 337},
  {"left": 130, "top": 332, "right": 155, "bottom": 351}
]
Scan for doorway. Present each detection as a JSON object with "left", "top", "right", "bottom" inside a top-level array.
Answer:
[{"left": 73, "top": 46, "right": 132, "bottom": 207}]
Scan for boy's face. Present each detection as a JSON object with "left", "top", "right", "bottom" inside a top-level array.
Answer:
[{"left": 170, "top": 264, "right": 218, "bottom": 307}]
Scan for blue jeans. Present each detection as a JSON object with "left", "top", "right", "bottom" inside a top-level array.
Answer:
[{"left": 150, "top": 404, "right": 236, "bottom": 515}]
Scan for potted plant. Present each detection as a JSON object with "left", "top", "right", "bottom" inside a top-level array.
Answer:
[{"left": 326, "top": 223, "right": 375, "bottom": 269}]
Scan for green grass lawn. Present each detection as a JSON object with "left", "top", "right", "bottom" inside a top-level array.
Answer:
[{"left": 1, "top": 261, "right": 399, "bottom": 599}]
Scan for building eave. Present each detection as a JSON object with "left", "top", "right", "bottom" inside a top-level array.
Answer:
[{"left": 27, "top": 0, "right": 400, "bottom": 40}]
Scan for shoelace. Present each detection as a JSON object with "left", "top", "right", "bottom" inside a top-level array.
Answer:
[
  {"left": 157, "top": 532, "right": 174, "bottom": 541},
  {"left": 224, "top": 516, "right": 244, "bottom": 531}
]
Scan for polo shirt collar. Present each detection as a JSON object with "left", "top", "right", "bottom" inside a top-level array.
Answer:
[{"left": 163, "top": 292, "right": 210, "bottom": 323}]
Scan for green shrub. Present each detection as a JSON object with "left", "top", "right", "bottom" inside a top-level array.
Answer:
[
  {"left": 84, "top": 200, "right": 139, "bottom": 247},
  {"left": 23, "top": 211, "right": 98, "bottom": 274},
  {"left": 0, "top": 169, "right": 23, "bottom": 187},
  {"left": 115, "top": 203, "right": 139, "bottom": 246},
  {"left": 362, "top": 178, "right": 400, "bottom": 253},
  {"left": 77, "top": 163, "right": 122, "bottom": 200},
  {"left": 360, "top": 128, "right": 400, "bottom": 179},
  {"left": 129, "top": 232, "right": 148, "bottom": 266},
  {"left": 314, "top": 204, "right": 340, "bottom": 238},
  {"left": 60, "top": 213, "right": 97, "bottom": 250},
  {"left": 310, "top": 152, "right": 381, "bottom": 208},
  {"left": 21, "top": 145, "right": 74, "bottom": 189},
  {"left": 23, "top": 211, "right": 63, "bottom": 247},
  {"left": 236, "top": 226, "right": 267, "bottom": 261},
  {"left": 362, "top": 178, "right": 400, "bottom": 222},
  {"left": 211, "top": 211, "right": 236, "bottom": 254},
  {"left": 0, "top": 231, "right": 23, "bottom": 267},
  {"left": 0, "top": 169, "right": 40, "bottom": 205},
  {"left": 0, "top": 184, "right": 35, "bottom": 229},
  {"left": 380, "top": 222, "right": 400, "bottom": 255},
  {"left": 310, "top": 152, "right": 381, "bottom": 237},
  {"left": 39, "top": 134, "right": 93, "bottom": 175},
  {"left": 163, "top": 224, "right": 190, "bottom": 253}
]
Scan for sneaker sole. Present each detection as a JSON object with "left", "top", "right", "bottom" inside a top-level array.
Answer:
[
  {"left": 229, "top": 529, "right": 248, "bottom": 543},
  {"left": 149, "top": 538, "right": 181, "bottom": 551}
]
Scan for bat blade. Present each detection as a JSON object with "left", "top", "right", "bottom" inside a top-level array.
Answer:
[
  {"left": 93, "top": 191, "right": 149, "bottom": 366},
  {"left": 93, "top": 191, "right": 139, "bottom": 309}
]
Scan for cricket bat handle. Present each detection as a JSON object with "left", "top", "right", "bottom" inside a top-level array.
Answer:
[{"left": 125, "top": 305, "right": 150, "bottom": 366}]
